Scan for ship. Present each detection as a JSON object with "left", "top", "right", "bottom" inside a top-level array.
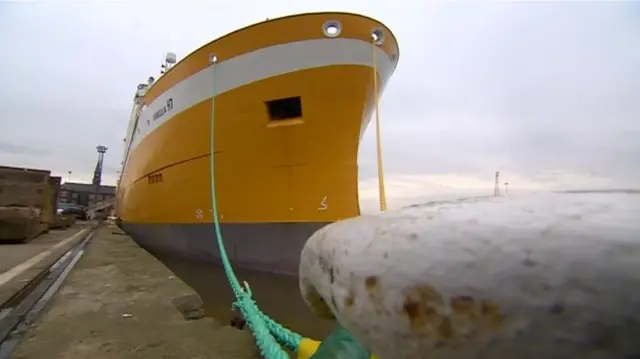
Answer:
[{"left": 115, "top": 12, "right": 399, "bottom": 275}]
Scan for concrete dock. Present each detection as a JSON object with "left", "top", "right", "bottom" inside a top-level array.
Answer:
[{"left": 4, "top": 226, "right": 260, "bottom": 359}]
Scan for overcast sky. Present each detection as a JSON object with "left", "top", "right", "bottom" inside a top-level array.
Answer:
[{"left": 1, "top": 1, "right": 638, "bottom": 210}]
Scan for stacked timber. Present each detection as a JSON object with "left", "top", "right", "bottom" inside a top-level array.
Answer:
[{"left": 0, "top": 166, "right": 52, "bottom": 242}]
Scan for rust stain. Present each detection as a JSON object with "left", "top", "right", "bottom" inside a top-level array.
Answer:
[
  {"left": 365, "top": 276, "right": 379, "bottom": 292},
  {"left": 402, "top": 300, "right": 420, "bottom": 320},
  {"left": 401, "top": 289, "right": 507, "bottom": 344},
  {"left": 418, "top": 285, "right": 445, "bottom": 305},
  {"left": 424, "top": 306, "right": 441, "bottom": 322},
  {"left": 401, "top": 285, "right": 445, "bottom": 332},
  {"left": 438, "top": 317, "right": 454, "bottom": 339},
  {"left": 365, "top": 276, "right": 391, "bottom": 317},
  {"left": 344, "top": 295, "right": 355, "bottom": 307},
  {"left": 344, "top": 286, "right": 357, "bottom": 309},
  {"left": 451, "top": 296, "right": 475, "bottom": 314},
  {"left": 450, "top": 295, "right": 479, "bottom": 335},
  {"left": 480, "top": 300, "right": 505, "bottom": 329}
]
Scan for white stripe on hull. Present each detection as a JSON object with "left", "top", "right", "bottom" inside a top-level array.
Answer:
[{"left": 128, "top": 38, "right": 395, "bottom": 154}]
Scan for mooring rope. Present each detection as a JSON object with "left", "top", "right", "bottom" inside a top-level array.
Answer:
[
  {"left": 208, "top": 55, "right": 303, "bottom": 359},
  {"left": 372, "top": 38, "right": 387, "bottom": 212},
  {"left": 208, "top": 38, "right": 386, "bottom": 357}
]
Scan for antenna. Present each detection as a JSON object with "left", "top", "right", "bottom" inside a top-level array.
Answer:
[
  {"left": 160, "top": 52, "right": 177, "bottom": 74},
  {"left": 160, "top": 52, "right": 166, "bottom": 74},
  {"left": 494, "top": 171, "right": 500, "bottom": 196}
]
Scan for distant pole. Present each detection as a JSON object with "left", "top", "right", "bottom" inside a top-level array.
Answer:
[
  {"left": 504, "top": 182, "right": 509, "bottom": 196},
  {"left": 93, "top": 145, "right": 108, "bottom": 194},
  {"left": 67, "top": 170, "right": 72, "bottom": 183},
  {"left": 494, "top": 171, "right": 500, "bottom": 196}
]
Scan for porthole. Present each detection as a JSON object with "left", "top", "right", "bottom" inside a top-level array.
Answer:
[
  {"left": 323, "top": 21, "right": 342, "bottom": 38},
  {"left": 371, "top": 28, "right": 385, "bottom": 45}
]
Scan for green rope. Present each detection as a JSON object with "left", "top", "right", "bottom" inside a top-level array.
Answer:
[{"left": 209, "top": 58, "right": 303, "bottom": 358}]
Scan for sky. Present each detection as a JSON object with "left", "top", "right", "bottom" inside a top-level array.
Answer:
[{"left": 1, "top": 1, "right": 638, "bottom": 211}]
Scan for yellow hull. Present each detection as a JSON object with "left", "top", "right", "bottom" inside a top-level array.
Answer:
[{"left": 116, "top": 12, "right": 399, "bottom": 274}]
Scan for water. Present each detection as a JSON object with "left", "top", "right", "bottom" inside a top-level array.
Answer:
[{"left": 157, "top": 255, "right": 336, "bottom": 341}]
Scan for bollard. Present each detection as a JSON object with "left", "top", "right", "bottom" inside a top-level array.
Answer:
[{"left": 299, "top": 192, "right": 640, "bottom": 359}]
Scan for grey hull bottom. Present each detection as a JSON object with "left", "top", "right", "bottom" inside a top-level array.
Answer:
[{"left": 120, "top": 222, "right": 330, "bottom": 276}]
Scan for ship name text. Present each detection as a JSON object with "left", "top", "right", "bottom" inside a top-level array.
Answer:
[{"left": 153, "top": 98, "right": 174, "bottom": 121}]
